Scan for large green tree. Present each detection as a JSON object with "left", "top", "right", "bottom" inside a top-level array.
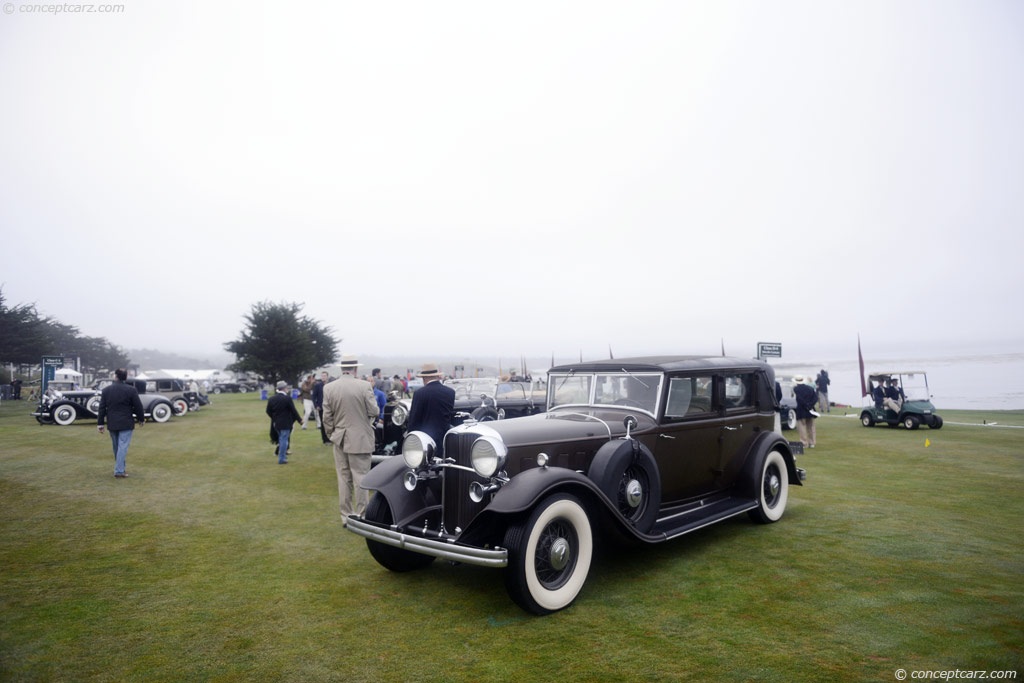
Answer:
[{"left": 224, "top": 301, "right": 339, "bottom": 384}]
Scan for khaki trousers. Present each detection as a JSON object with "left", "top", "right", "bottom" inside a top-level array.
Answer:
[
  {"left": 333, "top": 446, "right": 371, "bottom": 518},
  {"left": 796, "top": 417, "right": 816, "bottom": 447}
]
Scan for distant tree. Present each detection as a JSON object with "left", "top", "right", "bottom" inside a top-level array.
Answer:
[
  {"left": 0, "top": 286, "right": 129, "bottom": 371},
  {"left": 224, "top": 301, "right": 339, "bottom": 384},
  {"left": 0, "top": 288, "right": 52, "bottom": 365}
]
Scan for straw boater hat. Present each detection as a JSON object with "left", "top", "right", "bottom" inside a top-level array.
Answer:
[
  {"left": 417, "top": 362, "right": 441, "bottom": 378},
  {"left": 792, "top": 375, "right": 805, "bottom": 384},
  {"left": 339, "top": 353, "right": 362, "bottom": 370}
]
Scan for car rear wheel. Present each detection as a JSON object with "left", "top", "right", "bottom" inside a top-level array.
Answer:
[
  {"left": 364, "top": 494, "right": 435, "bottom": 572},
  {"left": 150, "top": 402, "right": 172, "bottom": 423},
  {"left": 749, "top": 449, "right": 789, "bottom": 524},
  {"left": 239, "top": 386, "right": 248, "bottom": 394},
  {"left": 903, "top": 415, "right": 920, "bottom": 430},
  {"left": 86, "top": 395, "right": 102, "bottom": 414},
  {"left": 213, "top": 387, "right": 222, "bottom": 394},
  {"left": 53, "top": 404, "right": 77, "bottom": 426},
  {"left": 785, "top": 409, "right": 797, "bottom": 430},
  {"left": 504, "top": 493, "right": 593, "bottom": 615},
  {"left": 171, "top": 398, "right": 189, "bottom": 415},
  {"left": 861, "top": 412, "right": 875, "bottom": 427},
  {"left": 929, "top": 415, "right": 943, "bottom": 429}
]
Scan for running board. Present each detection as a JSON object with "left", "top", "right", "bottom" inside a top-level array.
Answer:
[{"left": 651, "top": 497, "right": 759, "bottom": 540}]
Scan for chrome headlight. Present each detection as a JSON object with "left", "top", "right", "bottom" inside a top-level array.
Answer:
[
  {"left": 402, "top": 431, "right": 434, "bottom": 469},
  {"left": 471, "top": 435, "right": 507, "bottom": 477},
  {"left": 391, "top": 402, "right": 408, "bottom": 426}
]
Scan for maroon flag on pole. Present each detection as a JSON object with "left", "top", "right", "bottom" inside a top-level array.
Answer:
[
  {"left": 721, "top": 338, "right": 725, "bottom": 357},
  {"left": 858, "top": 334, "right": 868, "bottom": 397}
]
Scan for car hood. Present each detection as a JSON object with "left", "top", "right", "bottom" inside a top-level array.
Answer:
[{"left": 455, "top": 407, "right": 658, "bottom": 447}]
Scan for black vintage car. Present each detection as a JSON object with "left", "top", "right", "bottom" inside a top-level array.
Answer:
[
  {"left": 346, "top": 356, "right": 806, "bottom": 614},
  {"left": 446, "top": 377, "right": 546, "bottom": 423},
  {"left": 33, "top": 379, "right": 175, "bottom": 425}
]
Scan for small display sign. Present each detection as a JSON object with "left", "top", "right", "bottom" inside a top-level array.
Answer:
[
  {"left": 757, "top": 342, "right": 782, "bottom": 359},
  {"left": 41, "top": 356, "right": 64, "bottom": 393}
]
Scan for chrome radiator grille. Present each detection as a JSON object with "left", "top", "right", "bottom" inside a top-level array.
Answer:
[{"left": 442, "top": 433, "right": 488, "bottom": 534}]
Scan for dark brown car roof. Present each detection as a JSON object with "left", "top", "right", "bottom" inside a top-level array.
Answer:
[{"left": 549, "top": 356, "right": 770, "bottom": 374}]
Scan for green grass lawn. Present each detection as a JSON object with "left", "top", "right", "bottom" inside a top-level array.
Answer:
[{"left": 2, "top": 396, "right": 1022, "bottom": 681}]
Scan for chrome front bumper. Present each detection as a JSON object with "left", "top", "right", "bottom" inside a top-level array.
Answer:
[{"left": 345, "top": 516, "right": 508, "bottom": 568}]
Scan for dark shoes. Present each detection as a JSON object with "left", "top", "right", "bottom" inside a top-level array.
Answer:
[{"left": 114, "top": 473, "right": 128, "bottom": 478}]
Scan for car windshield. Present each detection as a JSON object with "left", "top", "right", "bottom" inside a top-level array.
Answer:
[
  {"left": 548, "top": 372, "right": 662, "bottom": 415},
  {"left": 896, "top": 373, "right": 930, "bottom": 401},
  {"left": 446, "top": 379, "right": 498, "bottom": 400}
]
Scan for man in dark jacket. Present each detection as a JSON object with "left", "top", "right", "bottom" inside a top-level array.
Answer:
[
  {"left": 97, "top": 368, "right": 145, "bottom": 478},
  {"left": 312, "top": 371, "right": 329, "bottom": 444},
  {"left": 792, "top": 374, "right": 818, "bottom": 449},
  {"left": 407, "top": 362, "right": 455, "bottom": 457},
  {"left": 266, "top": 380, "right": 302, "bottom": 464}
]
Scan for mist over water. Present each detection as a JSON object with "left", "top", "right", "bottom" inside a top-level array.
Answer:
[{"left": 769, "top": 353, "right": 1024, "bottom": 411}]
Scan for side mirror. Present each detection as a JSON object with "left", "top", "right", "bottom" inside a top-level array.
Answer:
[{"left": 623, "top": 415, "right": 638, "bottom": 439}]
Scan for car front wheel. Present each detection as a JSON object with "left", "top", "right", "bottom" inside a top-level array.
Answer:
[
  {"left": 904, "top": 415, "right": 920, "bottom": 430},
  {"left": 150, "top": 403, "right": 172, "bottom": 423},
  {"left": 364, "top": 494, "right": 435, "bottom": 572},
  {"left": 929, "top": 415, "right": 943, "bottom": 429},
  {"left": 213, "top": 387, "right": 222, "bottom": 394},
  {"left": 785, "top": 409, "right": 797, "bottom": 430},
  {"left": 53, "top": 404, "right": 77, "bottom": 426},
  {"left": 861, "top": 412, "right": 875, "bottom": 427},
  {"left": 504, "top": 493, "right": 593, "bottom": 615},
  {"left": 171, "top": 398, "right": 189, "bottom": 415},
  {"left": 749, "top": 449, "right": 789, "bottom": 524}
]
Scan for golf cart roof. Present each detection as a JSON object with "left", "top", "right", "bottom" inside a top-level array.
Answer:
[{"left": 868, "top": 371, "right": 928, "bottom": 378}]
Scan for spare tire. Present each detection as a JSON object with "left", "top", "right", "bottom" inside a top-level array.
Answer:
[
  {"left": 587, "top": 439, "right": 661, "bottom": 533},
  {"left": 471, "top": 406, "right": 499, "bottom": 422}
]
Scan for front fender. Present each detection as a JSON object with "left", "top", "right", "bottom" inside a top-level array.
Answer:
[
  {"left": 461, "top": 465, "right": 667, "bottom": 544},
  {"left": 359, "top": 455, "right": 437, "bottom": 528},
  {"left": 737, "top": 431, "right": 803, "bottom": 499}
]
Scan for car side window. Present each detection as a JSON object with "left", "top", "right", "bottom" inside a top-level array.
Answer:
[
  {"left": 724, "top": 374, "right": 753, "bottom": 410},
  {"left": 664, "top": 376, "right": 714, "bottom": 419}
]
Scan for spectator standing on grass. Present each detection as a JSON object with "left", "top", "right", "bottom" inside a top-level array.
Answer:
[
  {"left": 322, "top": 354, "right": 379, "bottom": 519},
  {"left": 13, "top": 378, "right": 22, "bottom": 400},
  {"left": 266, "top": 380, "right": 301, "bottom": 464},
  {"left": 96, "top": 368, "right": 145, "bottom": 478},
  {"left": 299, "top": 374, "right": 316, "bottom": 429},
  {"left": 791, "top": 374, "right": 818, "bottom": 449},
  {"left": 407, "top": 362, "right": 455, "bottom": 458},
  {"left": 815, "top": 369, "right": 831, "bottom": 413}
]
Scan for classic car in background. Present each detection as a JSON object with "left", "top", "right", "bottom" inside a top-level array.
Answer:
[
  {"left": 774, "top": 375, "right": 799, "bottom": 430},
  {"left": 33, "top": 378, "right": 176, "bottom": 425},
  {"left": 373, "top": 377, "right": 548, "bottom": 457},
  {"left": 446, "top": 377, "right": 547, "bottom": 423},
  {"left": 140, "top": 378, "right": 197, "bottom": 416},
  {"left": 347, "top": 356, "right": 805, "bottom": 614},
  {"left": 860, "top": 371, "right": 943, "bottom": 430},
  {"left": 212, "top": 380, "right": 258, "bottom": 394}
]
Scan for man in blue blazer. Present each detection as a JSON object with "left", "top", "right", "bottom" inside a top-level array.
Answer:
[{"left": 407, "top": 363, "right": 455, "bottom": 457}]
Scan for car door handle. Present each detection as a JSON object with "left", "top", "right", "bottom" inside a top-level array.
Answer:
[
  {"left": 658, "top": 433, "right": 676, "bottom": 439},
  {"left": 723, "top": 425, "right": 739, "bottom": 431}
]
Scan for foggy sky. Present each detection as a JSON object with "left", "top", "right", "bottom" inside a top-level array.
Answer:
[{"left": 2, "top": 1, "right": 1022, "bottom": 365}]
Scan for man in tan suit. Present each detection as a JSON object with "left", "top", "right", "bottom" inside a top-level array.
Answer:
[{"left": 322, "top": 353, "right": 380, "bottom": 519}]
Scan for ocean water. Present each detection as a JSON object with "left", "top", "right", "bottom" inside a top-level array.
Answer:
[{"left": 768, "top": 352, "right": 1024, "bottom": 411}]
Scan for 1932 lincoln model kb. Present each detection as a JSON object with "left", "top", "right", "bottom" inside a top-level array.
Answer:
[{"left": 346, "top": 356, "right": 806, "bottom": 614}]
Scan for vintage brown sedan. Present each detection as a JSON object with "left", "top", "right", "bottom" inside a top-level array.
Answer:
[{"left": 346, "top": 356, "right": 805, "bottom": 614}]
